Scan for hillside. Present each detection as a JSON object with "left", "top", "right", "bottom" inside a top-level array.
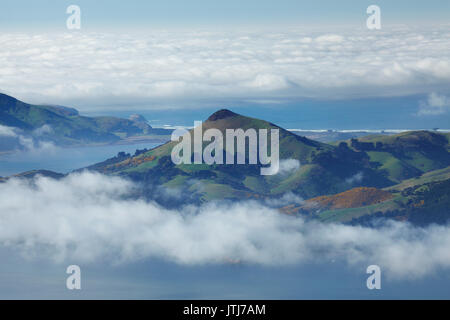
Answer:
[
  {"left": 307, "top": 187, "right": 393, "bottom": 210},
  {"left": 87, "top": 109, "right": 402, "bottom": 204},
  {"left": 0, "top": 93, "right": 170, "bottom": 148},
  {"left": 0, "top": 169, "right": 65, "bottom": 183},
  {"left": 280, "top": 186, "right": 395, "bottom": 216},
  {"left": 297, "top": 167, "right": 450, "bottom": 226},
  {"left": 339, "top": 131, "right": 450, "bottom": 183},
  {"left": 384, "top": 166, "right": 450, "bottom": 192},
  {"left": 345, "top": 177, "right": 450, "bottom": 226}
]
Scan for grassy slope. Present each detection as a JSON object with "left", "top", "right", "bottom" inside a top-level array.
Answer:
[
  {"left": 315, "top": 166, "right": 450, "bottom": 224},
  {"left": 309, "top": 187, "right": 393, "bottom": 209},
  {"left": 384, "top": 166, "right": 450, "bottom": 191},
  {"left": 0, "top": 93, "right": 153, "bottom": 145},
  {"left": 316, "top": 197, "right": 403, "bottom": 223},
  {"left": 337, "top": 131, "right": 450, "bottom": 183}
]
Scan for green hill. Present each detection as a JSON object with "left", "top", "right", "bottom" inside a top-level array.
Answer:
[
  {"left": 340, "top": 131, "right": 450, "bottom": 182},
  {"left": 303, "top": 166, "right": 450, "bottom": 225},
  {"left": 0, "top": 93, "right": 167, "bottom": 146},
  {"left": 88, "top": 109, "right": 401, "bottom": 203}
]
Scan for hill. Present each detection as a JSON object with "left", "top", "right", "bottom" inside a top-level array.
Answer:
[
  {"left": 339, "top": 131, "right": 450, "bottom": 183},
  {"left": 0, "top": 169, "right": 65, "bottom": 182},
  {"left": 87, "top": 109, "right": 404, "bottom": 204},
  {"left": 296, "top": 166, "right": 450, "bottom": 226},
  {"left": 0, "top": 93, "right": 171, "bottom": 148},
  {"left": 345, "top": 177, "right": 450, "bottom": 226}
]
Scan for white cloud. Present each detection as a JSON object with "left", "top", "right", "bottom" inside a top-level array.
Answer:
[
  {"left": 263, "top": 192, "right": 304, "bottom": 207},
  {"left": 345, "top": 171, "right": 364, "bottom": 185},
  {"left": 0, "top": 26, "right": 449, "bottom": 110},
  {"left": 0, "top": 125, "right": 57, "bottom": 154},
  {"left": 278, "top": 158, "right": 301, "bottom": 175},
  {"left": 0, "top": 125, "right": 18, "bottom": 137},
  {"left": 0, "top": 171, "right": 449, "bottom": 279},
  {"left": 314, "top": 34, "right": 344, "bottom": 43},
  {"left": 418, "top": 92, "right": 450, "bottom": 115},
  {"left": 33, "top": 124, "right": 53, "bottom": 136},
  {"left": 20, "top": 137, "right": 57, "bottom": 155},
  {"left": 263, "top": 158, "right": 300, "bottom": 176}
]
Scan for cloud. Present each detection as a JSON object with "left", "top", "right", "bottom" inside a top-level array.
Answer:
[
  {"left": 0, "top": 125, "right": 18, "bottom": 137},
  {"left": 19, "top": 137, "right": 57, "bottom": 155},
  {"left": 345, "top": 171, "right": 364, "bottom": 185},
  {"left": 0, "top": 171, "right": 449, "bottom": 279},
  {"left": 0, "top": 125, "right": 57, "bottom": 154},
  {"left": 314, "top": 34, "right": 344, "bottom": 43},
  {"left": 278, "top": 159, "right": 301, "bottom": 175},
  {"left": 418, "top": 92, "right": 450, "bottom": 116},
  {"left": 0, "top": 26, "right": 449, "bottom": 110},
  {"left": 33, "top": 124, "right": 53, "bottom": 136},
  {"left": 263, "top": 192, "right": 304, "bottom": 207},
  {"left": 262, "top": 158, "right": 300, "bottom": 176}
]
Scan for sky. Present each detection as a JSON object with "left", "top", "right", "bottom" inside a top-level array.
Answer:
[
  {"left": 0, "top": 0, "right": 449, "bottom": 30},
  {"left": 0, "top": 1, "right": 449, "bottom": 128}
]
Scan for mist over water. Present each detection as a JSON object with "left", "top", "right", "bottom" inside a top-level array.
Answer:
[{"left": 1, "top": 144, "right": 450, "bottom": 299}]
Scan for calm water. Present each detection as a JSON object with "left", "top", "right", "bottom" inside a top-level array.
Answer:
[
  {"left": 1, "top": 252, "right": 449, "bottom": 299},
  {"left": 0, "top": 143, "right": 449, "bottom": 299},
  {"left": 0, "top": 142, "right": 160, "bottom": 177}
]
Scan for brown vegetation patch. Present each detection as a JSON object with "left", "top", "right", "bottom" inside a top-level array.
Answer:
[{"left": 307, "top": 187, "right": 393, "bottom": 209}]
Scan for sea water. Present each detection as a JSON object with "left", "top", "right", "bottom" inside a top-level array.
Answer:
[{"left": 0, "top": 143, "right": 160, "bottom": 177}]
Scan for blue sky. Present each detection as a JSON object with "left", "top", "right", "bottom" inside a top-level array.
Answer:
[{"left": 0, "top": 0, "right": 449, "bottom": 30}]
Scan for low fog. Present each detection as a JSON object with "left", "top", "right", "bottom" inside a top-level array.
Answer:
[{"left": 0, "top": 171, "right": 449, "bottom": 279}]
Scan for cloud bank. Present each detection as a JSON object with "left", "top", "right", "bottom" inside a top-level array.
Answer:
[
  {"left": 0, "top": 171, "right": 449, "bottom": 279},
  {"left": 0, "top": 25, "right": 449, "bottom": 110}
]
